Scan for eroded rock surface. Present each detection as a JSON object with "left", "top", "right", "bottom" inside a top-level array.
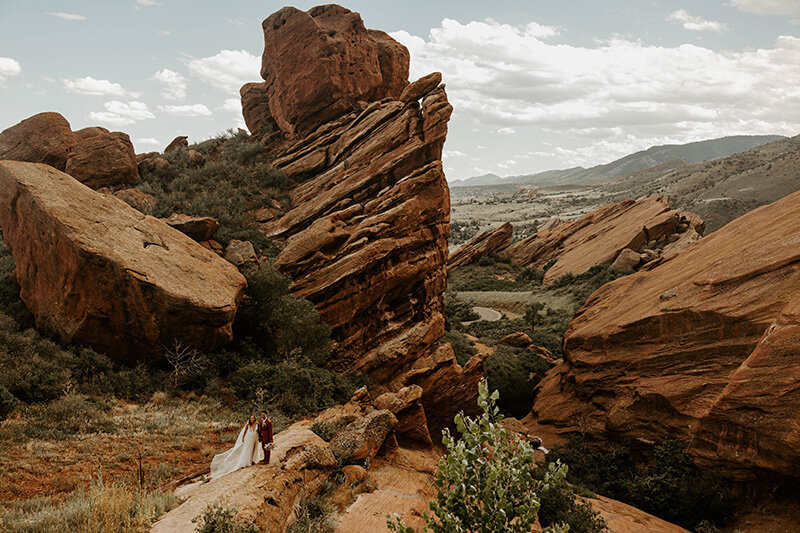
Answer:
[
  {"left": 447, "top": 221, "right": 513, "bottom": 271},
  {"left": 532, "top": 189, "right": 800, "bottom": 480},
  {"left": 0, "top": 161, "right": 246, "bottom": 361},
  {"left": 247, "top": 4, "right": 410, "bottom": 136},
  {"left": 0, "top": 112, "right": 138, "bottom": 189},
  {"left": 501, "top": 197, "right": 704, "bottom": 284}
]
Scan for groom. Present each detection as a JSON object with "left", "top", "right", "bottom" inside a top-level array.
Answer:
[{"left": 258, "top": 411, "right": 273, "bottom": 464}]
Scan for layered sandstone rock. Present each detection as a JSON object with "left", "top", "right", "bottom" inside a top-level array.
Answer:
[
  {"left": 0, "top": 161, "right": 246, "bottom": 361},
  {"left": 163, "top": 213, "right": 220, "bottom": 242},
  {"left": 244, "top": 4, "right": 409, "bottom": 137},
  {"left": 0, "top": 112, "right": 138, "bottom": 189},
  {"left": 532, "top": 188, "right": 800, "bottom": 480},
  {"left": 447, "top": 221, "right": 513, "bottom": 271},
  {"left": 164, "top": 136, "right": 188, "bottom": 153},
  {"left": 501, "top": 197, "right": 704, "bottom": 284},
  {"left": 260, "top": 86, "right": 451, "bottom": 382}
]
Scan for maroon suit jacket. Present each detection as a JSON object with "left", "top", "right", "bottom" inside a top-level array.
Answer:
[{"left": 258, "top": 417, "right": 273, "bottom": 444}]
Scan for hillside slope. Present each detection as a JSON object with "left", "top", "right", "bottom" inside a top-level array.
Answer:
[{"left": 453, "top": 135, "right": 784, "bottom": 188}]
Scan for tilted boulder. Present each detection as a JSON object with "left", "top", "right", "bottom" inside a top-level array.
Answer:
[
  {"left": 374, "top": 385, "right": 433, "bottom": 447},
  {"left": 164, "top": 135, "right": 188, "bottom": 153},
  {"left": 447, "top": 222, "right": 513, "bottom": 271},
  {"left": 0, "top": 112, "right": 138, "bottom": 189},
  {"left": 329, "top": 409, "right": 398, "bottom": 462},
  {"left": 532, "top": 188, "right": 800, "bottom": 480},
  {"left": 0, "top": 161, "right": 246, "bottom": 361},
  {"left": 163, "top": 213, "right": 220, "bottom": 242},
  {"left": 501, "top": 197, "right": 704, "bottom": 284},
  {"left": 245, "top": 4, "right": 409, "bottom": 136}
]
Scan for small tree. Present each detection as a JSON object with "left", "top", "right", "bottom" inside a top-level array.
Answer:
[
  {"left": 164, "top": 339, "right": 205, "bottom": 388},
  {"left": 387, "top": 380, "right": 570, "bottom": 533}
]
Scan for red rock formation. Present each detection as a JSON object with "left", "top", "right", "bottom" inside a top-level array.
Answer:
[
  {"left": 163, "top": 213, "right": 220, "bottom": 241},
  {"left": 259, "top": 81, "right": 451, "bottom": 383},
  {"left": 0, "top": 161, "right": 246, "bottom": 361},
  {"left": 501, "top": 197, "right": 704, "bottom": 284},
  {"left": 0, "top": 113, "right": 74, "bottom": 170},
  {"left": 447, "top": 222, "right": 513, "bottom": 271},
  {"left": 0, "top": 112, "right": 138, "bottom": 189},
  {"left": 65, "top": 130, "right": 138, "bottom": 189},
  {"left": 164, "top": 136, "right": 188, "bottom": 153},
  {"left": 246, "top": 4, "right": 409, "bottom": 137},
  {"left": 532, "top": 188, "right": 800, "bottom": 480}
]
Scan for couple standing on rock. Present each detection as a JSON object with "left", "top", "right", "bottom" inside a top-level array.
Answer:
[{"left": 210, "top": 411, "right": 273, "bottom": 479}]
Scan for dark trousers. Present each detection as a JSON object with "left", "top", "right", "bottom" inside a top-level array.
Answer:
[{"left": 261, "top": 443, "right": 271, "bottom": 463}]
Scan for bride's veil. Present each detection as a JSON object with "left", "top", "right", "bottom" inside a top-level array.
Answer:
[{"left": 210, "top": 424, "right": 248, "bottom": 479}]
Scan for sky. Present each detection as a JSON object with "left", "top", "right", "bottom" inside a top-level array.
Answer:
[{"left": 1, "top": 1, "right": 799, "bottom": 182}]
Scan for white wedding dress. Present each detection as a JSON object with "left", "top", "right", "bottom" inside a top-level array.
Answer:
[{"left": 210, "top": 423, "right": 263, "bottom": 479}]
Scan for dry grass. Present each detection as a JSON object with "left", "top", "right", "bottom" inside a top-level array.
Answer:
[{"left": 0, "top": 395, "right": 270, "bottom": 530}]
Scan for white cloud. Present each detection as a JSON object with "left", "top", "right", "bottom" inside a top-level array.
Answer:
[
  {"left": 88, "top": 101, "right": 154, "bottom": 127},
  {"left": 136, "top": 137, "right": 161, "bottom": 146},
  {"left": 728, "top": 0, "right": 800, "bottom": 22},
  {"left": 667, "top": 10, "right": 727, "bottom": 32},
  {"left": 157, "top": 104, "right": 212, "bottom": 116},
  {"left": 227, "top": 18, "right": 245, "bottom": 27},
  {"left": 63, "top": 76, "right": 134, "bottom": 97},
  {"left": 221, "top": 98, "right": 242, "bottom": 113},
  {"left": 152, "top": 69, "right": 186, "bottom": 100},
  {"left": 136, "top": 0, "right": 162, "bottom": 5},
  {"left": 392, "top": 20, "right": 800, "bottom": 160},
  {"left": 47, "top": 11, "right": 86, "bottom": 21},
  {"left": 497, "top": 127, "right": 516, "bottom": 135},
  {"left": 0, "top": 57, "right": 22, "bottom": 84},
  {"left": 443, "top": 149, "right": 466, "bottom": 159},
  {"left": 185, "top": 50, "right": 260, "bottom": 93}
]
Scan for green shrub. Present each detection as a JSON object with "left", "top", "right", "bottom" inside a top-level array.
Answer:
[
  {"left": 287, "top": 492, "right": 335, "bottom": 533},
  {"left": 548, "top": 439, "right": 732, "bottom": 530},
  {"left": 443, "top": 295, "right": 480, "bottom": 330},
  {"left": 193, "top": 504, "right": 259, "bottom": 533},
  {"left": 477, "top": 255, "right": 496, "bottom": 267},
  {"left": 0, "top": 384, "right": 19, "bottom": 419},
  {"left": 310, "top": 418, "right": 350, "bottom": 442},
  {"left": 441, "top": 330, "right": 477, "bottom": 366},
  {"left": 23, "top": 394, "right": 115, "bottom": 439},
  {"left": 534, "top": 463, "right": 606, "bottom": 532},
  {"left": 388, "top": 380, "right": 574, "bottom": 533},
  {"left": 484, "top": 345, "right": 552, "bottom": 418}
]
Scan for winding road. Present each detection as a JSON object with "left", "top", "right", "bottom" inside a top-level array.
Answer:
[{"left": 462, "top": 306, "right": 503, "bottom": 325}]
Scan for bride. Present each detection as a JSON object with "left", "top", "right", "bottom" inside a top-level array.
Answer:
[{"left": 210, "top": 415, "right": 263, "bottom": 479}]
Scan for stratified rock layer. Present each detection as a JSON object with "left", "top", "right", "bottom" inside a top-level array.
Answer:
[
  {"left": 447, "top": 222, "right": 513, "bottom": 271},
  {"left": 262, "top": 81, "right": 452, "bottom": 384},
  {"left": 532, "top": 188, "right": 800, "bottom": 480},
  {"left": 247, "top": 4, "right": 409, "bottom": 136},
  {"left": 501, "top": 197, "right": 704, "bottom": 284},
  {"left": 0, "top": 161, "right": 246, "bottom": 361},
  {"left": 0, "top": 112, "right": 138, "bottom": 189}
]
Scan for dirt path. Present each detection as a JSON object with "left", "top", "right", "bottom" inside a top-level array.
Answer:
[{"left": 470, "top": 306, "right": 502, "bottom": 322}]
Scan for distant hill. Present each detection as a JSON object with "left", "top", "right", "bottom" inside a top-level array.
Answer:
[
  {"left": 452, "top": 135, "right": 785, "bottom": 188},
  {"left": 603, "top": 134, "right": 800, "bottom": 232}
]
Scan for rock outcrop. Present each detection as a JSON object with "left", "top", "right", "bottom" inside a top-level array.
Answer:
[
  {"left": 532, "top": 188, "right": 800, "bottom": 480},
  {"left": 447, "top": 222, "right": 513, "bottom": 271},
  {"left": 501, "top": 197, "right": 704, "bottom": 284},
  {"left": 0, "top": 112, "right": 138, "bottom": 189},
  {"left": 247, "top": 6, "right": 451, "bottom": 384},
  {"left": 0, "top": 161, "right": 246, "bottom": 361},
  {"left": 242, "top": 4, "right": 409, "bottom": 137},
  {"left": 164, "top": 136, "right": 188, "bottom": 153},
  {"left": 163, "top": 214, "right": 220, "bottom": 242}
]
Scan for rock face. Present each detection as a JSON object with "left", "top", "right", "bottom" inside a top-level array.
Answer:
[
  {"left": 0, "top": 161, "right": 246, "bottom": 361},
  {"left": 256, "top": 95, "right": 450, "bottom": 381},
  {"left": 0, "top": 112, "right": 74, "bottom": 171},
  {"left": 447, "top": 222, "right": 513, "bottom": 271},
  {"left": 532, "top": 188, "right": 800, "bottom": 480},
  {"left": 64, "top": 130, "right": 138, "bottom": 189},
  {"left": 501, "top": 197, "right": 704, "bottom": 284},
  {"left": 164, "top": 136, "right": 188, "bottom": 153},
  {"left": 243, "top": 4, "right": 409, "bottom": 137},
  {"left": 163, "top": 213, "right": 220, "bottom": 242},
  {"left": 0, "top": 112, "right": 138, "bottom": 189}
]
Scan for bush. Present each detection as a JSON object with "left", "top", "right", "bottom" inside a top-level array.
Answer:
[
  {"left": 0, "top": 384, "right": 19, "bottom": 419},
  {"left": 535, "top": 463, "right": 606, "bottom": 532},
  {"left": 23, "top": 394, "right": 115, "bottom": 439},
  {"left": 443, "top": 295, "right": 479, "bottom": 330},
  {"left": 310, "top": 418, "right": 350, "bottom": 442},
  {"left": 441, "top": 330, "right": 477, "bottom": 366},
  {"left": 193, "top": 504, "right": 259, "bottom": 533},
  {"left": 548, "top": 439, "right": 732, "bottom": 530},
  {"left": 387, "top": 380, "right": 574, "bottom": 533},
  {"left": 484, "top": 345, "right": 552, "bottom": 418}
]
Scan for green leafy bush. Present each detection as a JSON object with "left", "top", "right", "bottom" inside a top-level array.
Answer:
[
  {"left": 193, "top": 504, "right": 259, "bottom": 533},
  {"left": 0, "top": 384, "right": 19, "bottom": 419},
  {"left": 387, "top": 380, "right": 576, "bottom": 533},
  {"left": 310, "top": 418, "right": 350, "bottom": 442},
  {"left": 443, "top": 294, "right": 480, "bottom": 330},
  {"left": 440, "top": 330, "right": 478, "bottom": 366}
]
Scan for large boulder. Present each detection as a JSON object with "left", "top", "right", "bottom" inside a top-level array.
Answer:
[
  {"left": 0, "top": 112, "right": 74, "bottom": 171},
  {"left": 0, "top": 112, "right": 139, "bottom": 189},
  {"left": 501, "top": 197, "right": 704, "bottom": 284},
  {"left": 65, "top": 130, "right": 138, "bottom": 189},
  {"left": 532, "top": 188, "right": 800, "bottom": 480},
  {"left": 447, "top": 222, "right": 513, "bottom": 271},
  {"left": 0, "top": 161, "right": 246, "bottom": 361},
  {"left": 329, "top": 409, "right": 398, "bottom": 462},
  {"left": 246, "top": 4, "right": 409, "bottom": 136},
  {"left": 373, "top": 385, "right": 433, "bottom": 447},
  {"left": 163, "top": 213, "right": 220, "bottom": 241}
]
